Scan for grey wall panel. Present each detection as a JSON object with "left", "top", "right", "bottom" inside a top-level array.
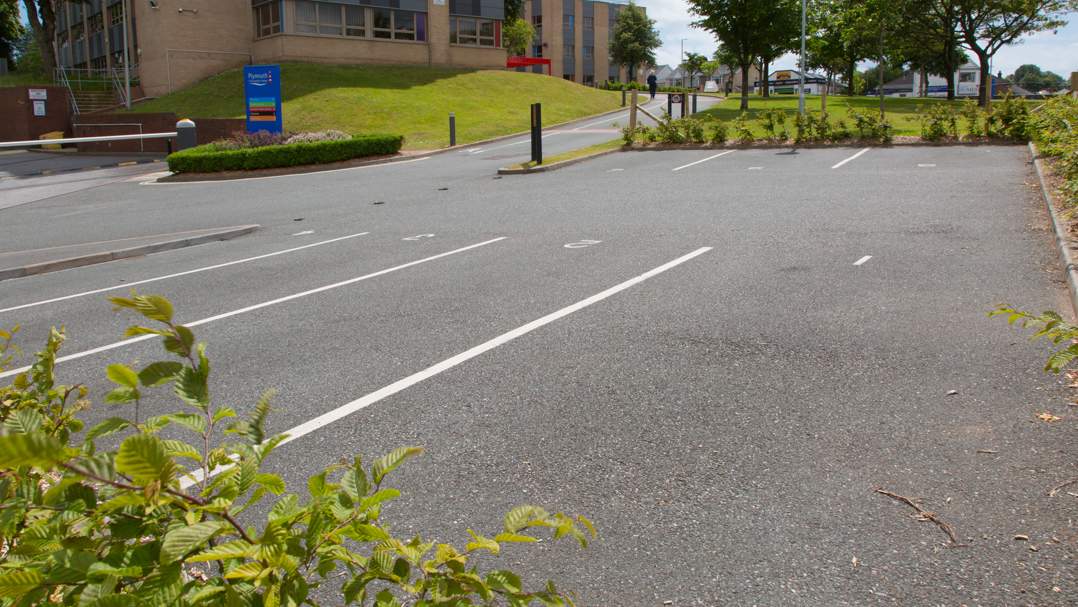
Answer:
[
  {"left": 531, "top": 0, "right": 540, "bottom": 15},
  {"left": 563, "top": 58, "right": 574, "bottom": 74},
  {"left": 108, "top": 24, "right": 125, "bottom": 53},
  {"left": 582, "top": 30, "right": 592, "bottom": 45},
  {"left": 562, "top": 26, "right": 572, "bottom": 40},
  {"left": 533, "top": 65, "right": 543, "bottom": 74},
  {"left": 583, "top": 0, "right": 593, "bottom": 17},
  {"left": 89, "top": 32, "right": 104, "bottom": 58},
  {"left": 583, "top": 59, "right": 593, "bottom": 75}
]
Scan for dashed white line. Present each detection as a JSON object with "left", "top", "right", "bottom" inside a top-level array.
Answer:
[
  {"left": 0, "top": 237, "right": 507, "bottom": 379},
  {"left": 831, "top": 148, "right": 870, "bottom": 169},
  {"left": 0, "top": 232, "right": 370, "bottom": 315},
  {"left": 854, "top": 255, "right": 873, "bottom": 266},
  {"left": 292, "top": 230, "right": 314, "bottom": 236},
  {"left": 179, "top": 246, "right": 713, "bottom": 488},
  {"left": 672, "top": 150, "right": 735, "bottom": 171}
]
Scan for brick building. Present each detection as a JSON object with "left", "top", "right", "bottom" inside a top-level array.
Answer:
[{"left": 52, "top": 0, "right": 637, "bottom": 98}]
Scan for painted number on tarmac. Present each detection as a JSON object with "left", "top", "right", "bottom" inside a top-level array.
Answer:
[
  {"left": 565, "top": 240, "right": 602, "bottom": 249},
  {"left": 403, "top": 234, "right": 435, "bottom": 241}
]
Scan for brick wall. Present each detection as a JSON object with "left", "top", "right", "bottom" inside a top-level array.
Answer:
[
  {"left": 73, "top": 114, "right": 246, "bottom": 153},
  {"left": 0, "top": 87, "right": 73, "bottom": 144}
]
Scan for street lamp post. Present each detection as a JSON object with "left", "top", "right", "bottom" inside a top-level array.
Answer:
[
  {"left": 798, "top": 0, "right": 806, "bottom": 115},
  {"left": 122, "top": 0, "right": 131, "bottom": 110},
  {"left": 681, "top": 38, "right": 686, "bottom": 88}
]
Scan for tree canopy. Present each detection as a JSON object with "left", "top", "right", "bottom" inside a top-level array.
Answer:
[
  {"left": 609, "top": 2, "right": 661, "bottom": 83},
  {"left": 0, "top": 0, "right": 24, "bottom": 63}
]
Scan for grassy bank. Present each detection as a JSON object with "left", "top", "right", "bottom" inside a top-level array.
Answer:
[
  {"left": 698, "top": 94, "right": 1039, "bottom": 137},
  {"left": 129, "top": 64, "right": 623, "bottom": 150},
  {"left": 505, "top": 138, "right": 622, "bottom": 170}
]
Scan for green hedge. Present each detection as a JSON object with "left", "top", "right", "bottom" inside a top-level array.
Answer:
[{"left": 166, "top": 133, "right": 404, "bottom": 173}]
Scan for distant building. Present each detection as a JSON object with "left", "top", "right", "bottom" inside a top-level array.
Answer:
[
  {"left": 515, "top": 0, "right": 636, "bottom": 83},
  {"left": 763, "top": 69, "right": 845, "bottom": 95},
  {"left": 867, "top": 62, "right": 1038, "bottom": 98}
]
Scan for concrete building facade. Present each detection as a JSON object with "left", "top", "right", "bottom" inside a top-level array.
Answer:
[
  {"left": 515, "top": 0, "right": 631, "bottom": 84},
  {"left": 53, "top": 0, "right": 513, "bottom": 98}
]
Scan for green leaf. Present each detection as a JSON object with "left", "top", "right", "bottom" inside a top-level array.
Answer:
[
  {"left": 238, "top": 457, "right": 258, "bottom": 493},
  {"left": 138, "top": 361, "right": 184, "bottom": 386},
  {"left": 106, "top": 364, "right": 140, "bottom": 388},
  {"left": 163, "top": 325, "right": 195, "bottom": 357},
  {"left": 341, "top": 466, "right": 369, "bottom": 501},
  {"left": 0, "top": 432, "right": 63, "bottom": 468},
  {"left": 48, "top": 550, "right": 97, "bottom": 584},
  {"left": 223, "top": 562, "right": 265, "bottom": 580},
  {"left": 466, "top": 530, "right": 500, "bottom": 554},
  {"left": 115, "top": 434, "right": 171, "bottom": 481},
  {"left": 493, "top": 533, "right": 538, "bottom": 543},
  {"left": 309, "top": 471, "right": 330, "bottom": 497},
  {"left": 85, "top": 417, "right": 133, "bottom": 442},
  {"left": 371, "top": 446, "right": 423, "bottom": 484},
  {"left": 346, "top": 524, "right": 391, "bottom": 542},
  {"left": 360, "top": 488, "right": 400, "bottom": 510},
  {"left": 213, "top": 407, "right": 238, "bottom": 423},
  {"left": 160, "top": 521, "right": 231, "bottom": 565},
  {"left": 186, "top": 540, "right": 254, "bottom": 562},
  {"left": 3, "top": 408, "right": 44, "bottom": 435},
  {"left": 0, "top": 570, "right": 44, "bottom": 598},
  {"left": 504, "top": 506, "right": 537, "bottom": 534},
  {"left": 342, "top": 577, "right": 369, "bottom": 604},
  {"left": 165, "top": 412, "right": 207, "bottom": 436},
  {"left": 486, "top": 571, "right": 522, "bottom": 593},
  {"left": 105, "top": 386, "right": 141, "bottom": 404},
  {"left": 255, "top": 473, "right": 286, "bottom": 495},
  {"left": 162, "top": 439, "right": 202, "bottom": 462},
  {"left": 374, "top": 589, "right": 400, "bottom": 607},
  {"left": 115, "top": 293, "right": 173, "bottom": 322},
  {"left": 174, "top": 366, "right": 209, "bottom": 410},
  {"left": 83, "top": 594, "right": 145, "bottom": 607}
]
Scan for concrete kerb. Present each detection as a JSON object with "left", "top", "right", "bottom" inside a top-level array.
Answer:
[
  {"left": 0, "top": 225, "right": 259, "bottom": 282},
  {"left": 1029, "top": 142, "right": 1078, "bottom": 318},
  {"left": 497, "top": 147, "right": 624, "bottom": 175}
]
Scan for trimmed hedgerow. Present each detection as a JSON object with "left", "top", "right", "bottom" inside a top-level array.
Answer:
[{"left": 166, "top": 133, "right": 404, "bottom": 173}]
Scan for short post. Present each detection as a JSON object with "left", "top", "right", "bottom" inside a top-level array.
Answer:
[
  {"left": 530, "top": 103, "right": 542, "bottom": 165},
  {"left": 681, "top": 94, "right": 687, "bottom": 118},
  {"left": 622, "top": 88, "right": 626, "bottom": 107},
  {"left": 692, "top": 91, "right": 697, "bottom": 114},
  {"left": 166, "top": 139, "right": 172, "bottom": 155},
  {"left": 449, "top": 113, "right": 456, "bottom": 146},
  {"left": 176, "top": 119, "right": 197, "bottom": 151},
  {"left": 629, "top": 89, "right": 638, "bottom": 132},
  {"left": 667, "top": 94, "right": 673, "bottom": 119}
]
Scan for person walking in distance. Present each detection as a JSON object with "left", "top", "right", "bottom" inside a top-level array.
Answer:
[{"left": 647, "top": 70, "right": 658, "bottom": 100}]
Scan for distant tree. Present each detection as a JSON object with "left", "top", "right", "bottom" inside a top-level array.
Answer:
[
  {"left": 841, "top": 0, "right": 901, "bottom": 115},
  {"left": 956, "top": 0, "right": 1078, "bottom": 105},
  {"left": 0, "top": 0, "right": 22, "bottom": 64},
  {"left": 807, "top": 1, "right": 854, "bottom": 111},
  {"left": 688, "top": 0, "right": 797, "bottom": 110},
  {"left": 504, "top": 0, "right": 526, "bottom": 20},
  {"left": 609, "top": 2, "right": 661, "bottom": 83},
  {"left": 894, "top": 0, "right": 965, "bottom": 100},
  {"left": 21, "top": 0, "right": 93, "bottom": 78},
  {"left": 681, "top": 51, "right": 709, "bottom": 89},
  {"left": 1007, "top": 63, "right": 1043, "bottom": 82},
  {"left": 502, "top": 17, "right": 536, "bottom": 56},
  {"left": 859, "top": 64, "right": 907, "bottom": 92},
  {"left": 754, "top": 0, "right": 799, "bottom": 98}
]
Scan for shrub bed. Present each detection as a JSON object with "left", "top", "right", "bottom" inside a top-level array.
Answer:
[{"left": 166, "top": 133, "right": 404, "bottom": 173}]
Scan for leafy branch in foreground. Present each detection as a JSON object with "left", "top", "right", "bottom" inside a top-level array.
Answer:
[
  {"left": 0, "top": 293, "right": 594, "bottom": 607},
  {"left": 989, "top": 304, "right": 1078, "bottom": 373}
]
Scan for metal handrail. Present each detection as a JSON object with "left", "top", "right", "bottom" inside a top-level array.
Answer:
[
  {"left": 0, "top": 132, "right": 177, "bottom": 149},
  {"left": 54, "top": 68, "right": 80, "bottom": 115},
  {"left": 111, "top": 71, "right": 127, "bottom": 107}
]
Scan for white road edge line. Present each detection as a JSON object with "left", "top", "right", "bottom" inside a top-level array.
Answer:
[
  {"left": 0, "top": 237, "right": 508, "bottom": 379},
  {"left": 831, "top": 148, "right": 870, "bottom": 169},
  {"left": 672, "top": 150, "right": 735, "bottom": 171},
  {"left": 0, "top": 232, "right": 370, "bottom": 315},
  {"left": 479, "top": 132, "right": 562, "bottom": 153},
  {"left": 143, "top": 157, "right": 431, "bottom": 185},
  {"left": 179, "top": 246, "right": 713, "bottom": 488},
  {"left": 854, "top": 255, "right": 872, "bottom": 266}
]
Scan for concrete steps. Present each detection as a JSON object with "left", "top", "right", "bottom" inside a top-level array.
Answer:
[{"left": 70, "top": 90, "right": 119, "bottom": 114}]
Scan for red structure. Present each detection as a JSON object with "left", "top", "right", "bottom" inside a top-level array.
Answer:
[{"left": 507, "top": 57, "right": 552, "bottom": 76}]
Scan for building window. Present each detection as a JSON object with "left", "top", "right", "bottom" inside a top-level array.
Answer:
[
  {"left": 582, "top": 75, "right": 593, "bottom": 84},
  {"left": 345, "top": 5, "right": 364, "bottom": 36},
  {"left": 582, "top": 46, "right": 592, "bottom": 59},
  {"left": 88, "top": 13, "right": 103, "bottom": 34},
  {"left": 563, "top": 44, "right": 574, "bottom": 58},
  {"left": 532, "top": 45, "right": 542, "bottom": 58},
  {"left": 959, "top": 72, "right": 976, "bottom": 82},
  {"left": 296, "top": 1, "right": 342, "bottom": 35},
  {"left": 563, "top": 74, "right": 574, "bottom": 82},
  {"left": 373, "top": 9, "right": 422, "bottom": 40},
  {"left": 563, "top": 14, "right": 573, "bottom": 27},
  {"left": 72, "top": 22, "right": 85, "bottom": 42},
  {"left": 90, "top": 56, "right": 106, "bottom": 70},
  {"left": 583, "top": 16, "right": 592, "bottom": 30},
  {"left": 450, "top": 17, "right": 496, "bottom": 46},
  {"left": 531, "top": 15, "right": 541, "bottom": 26},
  {"left": 256, "top": 1, "right": 282, "bottom": 37},
  {"left": 108, "top": 4, "right": 122, "bottom": 26},
  {"left": 58, "top": 30, "right": 69, "bottom": 45}
]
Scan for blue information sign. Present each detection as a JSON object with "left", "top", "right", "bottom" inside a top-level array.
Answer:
[{"left": 244, "top": 65, "right": 282, "bottom": 134}]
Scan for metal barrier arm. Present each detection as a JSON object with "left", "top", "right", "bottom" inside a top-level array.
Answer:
[{"left": 0, "top": 132, "right": 178, "bottom": 149}]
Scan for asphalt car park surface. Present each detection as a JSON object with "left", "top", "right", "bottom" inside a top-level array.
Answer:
[{"left": 1, "top": 137, "right": 1075, "bottom": 606}]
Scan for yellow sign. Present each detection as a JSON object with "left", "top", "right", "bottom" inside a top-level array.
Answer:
[{"left": 776, "top": 71, "right": 791, "bottom": 80}]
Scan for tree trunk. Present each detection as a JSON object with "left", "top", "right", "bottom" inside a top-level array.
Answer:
[
  {"left": 740, "top": 63, "right": 750, "bottom": 110},
  {"left": 762, "top": 57, "right": 770, "bottom": 98},
  {"left": 846, "top": 51, "right": 856, "bottom": 97},
  {"left": 877, "top": 26, "right": 886, "bottom": 118},
  {"left": 975, "top": 49, "right": 991, "bottom": 106},
  {"left": 23, "top": 0, "right": 58, "bottom": 78},
  {"left": 945, "top": 35, "right": 957, "bottom": 101},
  {"left": 822, "top": 67, "right": 831, "bottom": 114}
]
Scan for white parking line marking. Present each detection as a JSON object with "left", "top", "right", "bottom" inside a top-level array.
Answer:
[
  {"left": 0, "top": 237, "right": 508, "bottom": 379},
  {"left": 0, "top": 232, "right": 370, "bottom": 315},
  {"left": 854, "top": 255, "right": 872, "bottom": 266},
  {"left": 831, "top": 148, "right": 870, "bottom": 169},
  {"left": 748, "top": 167, "right": 763, "bottom": 170},
  {"left": 610, "top": 168, "right": 624, "bottom": 171},
  {"left": 672, "top": 150, "right": 735, "bottom": 171},
  {"left": 475, "top": 132, "right": 562, "bottom": 153},
  {"left": 179, "top": 246, "right": 714, "bottom": 488},
  {"left": 292, "top": 230, "right": 314, "bottom": 236},
  {"left": 919, "top": 164, "right": 936, "bottom": 167}
]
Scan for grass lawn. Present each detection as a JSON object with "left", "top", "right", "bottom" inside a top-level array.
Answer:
[
  {"left": 505, "top": 138, "right": 622, "bottom": 170},
  {"left": 0, "top": 73, "right": 57, "bottom": 87},
  {"left": 697, "top": 94, "right": 1040, "bottom": 137},
  {"left": 128, "top": 64, "right": 624, "bottom": 150}
]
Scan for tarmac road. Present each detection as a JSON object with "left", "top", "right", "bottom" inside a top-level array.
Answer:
[{"left": 0, "top": 127, "right": 1075, "bottom": 606}]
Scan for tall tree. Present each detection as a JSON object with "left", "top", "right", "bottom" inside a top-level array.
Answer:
[
  {"left": 687, "top": 0, "right": 797, "bottom": 110},
  {"left": 504, "top": 0, "right": 526, "bottom": 20},
  {"left": 956, "top": 0, "right": 1077, "bottom": 105},
  {"left": 21, "top": 0, "right": 91, "bottom": 78},
  {"left": 502, "top": 18, "right": 536, "bottom": 56},
  {"left": 896, "top": 0, "right": 964, "bottom": 99},
  {"left": 0, "top": 0, "right": 24, "bottom": 63},
  {"left": 609, "top": 2, "right": 661, "bottom": 83},
  {"left": 807, "top": 0, "right": 855, "bottom": 111},
  {"left": 755, "top": 0, "right": 799, "bottom": 98},
  {"left": 681, "top": 51, "right": 708, "bottom": 89}
]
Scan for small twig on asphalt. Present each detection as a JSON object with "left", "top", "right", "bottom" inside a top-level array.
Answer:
[
  {"left": 976, "top": 450, "right": 998, "bottom": 454},
  {"left": 875, "top": 488, "right": 965, "bottom": 545},
  {"left": 1049, "top": 480, "right": 1078, "bottom": 497}
]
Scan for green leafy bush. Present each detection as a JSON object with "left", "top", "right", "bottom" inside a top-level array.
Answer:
[
  {"left": 0, "top": 294, "right": 593, "bottom": 607},
  {"left": 990, "top": 306, "right": 1078, "bottom": 373},
  {"left": 758, "top": 108, "right": 787, "bottom": 139},
  {"left": 706, "top": 118, "right": 728, "bottom": 144},
  {"left": 730, "top": 113, "right": 754, "bottom": 144},
  {"left": 166, "top": 134, "right": 404, "bottom": 173},
  {"left": 844, "top": 103, "right": 894, "bottom": 142},
  {"left": 1031, "top": 94, "right": 1078, "bottom": 210},
  {"left": 920, "top": 103, "right": 959, "bottom": 142},
  {"left": 988, "top": 93, "right": 1031, "bottom": 140},
  {"left": 961, "top": 100, "right": 983, "bottom": 139}
]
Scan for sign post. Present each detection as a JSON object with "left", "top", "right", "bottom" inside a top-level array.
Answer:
[
  {"left": 244, "top": 65, "right": 283, "bottom": 134},
  {"left": 530, "top": 103, "right": 542, "bottom": 165}
]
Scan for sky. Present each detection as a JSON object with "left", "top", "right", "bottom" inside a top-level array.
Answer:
[{"left": 647, "top": 2, "right": 1078, "bottom": 79}]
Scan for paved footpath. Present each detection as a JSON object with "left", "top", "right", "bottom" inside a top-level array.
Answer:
[{"left": 0, "top": 109, "right": 1073, "bottom": 606}]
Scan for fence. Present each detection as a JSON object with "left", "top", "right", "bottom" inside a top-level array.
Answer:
[{"left": 53, "top": 65, "right": 141, "bottom": 91}]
